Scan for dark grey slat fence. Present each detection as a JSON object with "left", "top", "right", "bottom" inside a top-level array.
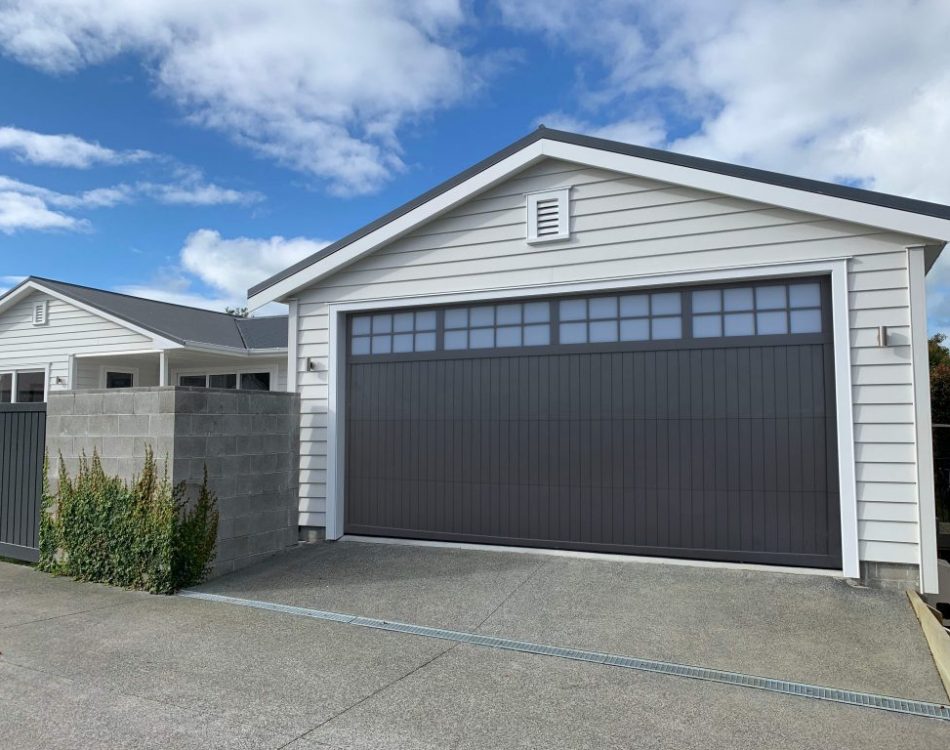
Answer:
[{"left": 0, "top": 403, "right": 47, "bottom": 562}]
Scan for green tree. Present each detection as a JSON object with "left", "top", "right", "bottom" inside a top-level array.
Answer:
[
  {"left": 225, "top": 306, "right": 249, "bottom": 318},
  {"left": 930, "top": 335, "right": 950, "bottom": 425}
]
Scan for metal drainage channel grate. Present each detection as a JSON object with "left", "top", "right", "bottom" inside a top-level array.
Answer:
[{"left": 179, "top": 590, "right": 950, "bottom": 722}]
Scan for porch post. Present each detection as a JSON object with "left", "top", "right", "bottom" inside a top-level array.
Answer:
[{"left": 159, "top": 351, "right": 169, "bottom": 387}]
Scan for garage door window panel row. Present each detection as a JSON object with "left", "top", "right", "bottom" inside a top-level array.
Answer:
[{"left": 348, "top": 278, "right": 828, "bottom": 359}]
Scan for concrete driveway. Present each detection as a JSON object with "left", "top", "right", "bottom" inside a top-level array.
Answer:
[{"left": 2, "top": 542, "right": 948, "bottom": 749}]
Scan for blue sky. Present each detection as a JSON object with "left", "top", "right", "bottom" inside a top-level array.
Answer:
[{"left": 0, "top": 1, "right": 948, "bottom": 325}]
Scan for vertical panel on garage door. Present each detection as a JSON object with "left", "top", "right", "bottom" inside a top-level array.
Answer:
[{"left": 345, "top": 278, "right": 840, "bottom": 568}]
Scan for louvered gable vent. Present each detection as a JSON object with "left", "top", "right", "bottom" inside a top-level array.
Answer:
[
  {"left": 31, "top": 300, "right": 48, "bottom": 326},
  {"left": 526, "top": 187, "right": 570, "bottom": 243}
]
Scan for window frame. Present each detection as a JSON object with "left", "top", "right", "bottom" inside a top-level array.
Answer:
[
  {"left": 347, "top": 276, "right": 831, "bottom": 363},
  {"left": 4, "top": 368, "right": 49, "bottom": 403},
  {"left": 174, "top": 365, "right": 277, "bottom": 391},
  {"left": 100, "top": 367, "right": 139, "bottom": 389}
]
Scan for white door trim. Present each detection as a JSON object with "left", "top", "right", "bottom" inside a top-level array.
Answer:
[{"left": 324, "top": 257, "right": 860, "bottom": 579}]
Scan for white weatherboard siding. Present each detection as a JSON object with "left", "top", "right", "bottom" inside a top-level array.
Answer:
[
  {"left": 0, "top": 291, "right": 152, "bottom": 393},
  {"left": 292, "top": 158, "right": 929, "bottom": 569}
]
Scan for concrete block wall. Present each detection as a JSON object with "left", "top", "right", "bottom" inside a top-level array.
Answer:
[{"left": 46, "top": 387, "right": 300, "bottom": 577}]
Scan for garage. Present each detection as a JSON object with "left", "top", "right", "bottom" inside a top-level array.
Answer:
[{"left": 344, "top": 276, "right": 841, "bottom": 568}]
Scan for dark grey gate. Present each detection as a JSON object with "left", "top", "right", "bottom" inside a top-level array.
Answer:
[
  {"left": 0, "top": 403, "right": 47, "bottom": 562},
  {"left": 345, "top": 279, "right": 841, "bottom": 568}
]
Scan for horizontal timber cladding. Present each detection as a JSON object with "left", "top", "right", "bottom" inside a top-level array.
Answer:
[{"left": 344, "top": 277, "right": 841, "bottom": 568}]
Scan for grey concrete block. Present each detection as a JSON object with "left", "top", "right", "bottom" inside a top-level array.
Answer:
[
  {"left": 59, "top": 415, "right": 90, "bottom": 437},
  {"left": 206, "top": 436, "right": 236, "bottom": 457},
  {"left": 174, "top": 436, "right": 207, "bottom": 458},
  {"left": 158, "top": 388, "right": 177, "bottom": 413},
  {"left": 860, "top": 561, "right": 919, "bottom": 591},
  {"left": 148, "top": 413, "right": 175, "bottom": 437},
  {"left": 103, "top": 391, "right": 134, "bottom": 415},
  {"left": 117, "top": 414, "right": 150, "bottom": 436},
  {"left": 132, "top": 391, "right": 159, "bottom": 415},
  {"left": 74, "top": 392, "right": 105, "bottom": 415},
  {"left": 46, "top": 393, "right": 75, "bottom": 416},
  {"left": 88, "top": 414, "right": 119, "bottom": 436},
  {"left": 175, "top": 389, "right": 208, "bottom": 414}
]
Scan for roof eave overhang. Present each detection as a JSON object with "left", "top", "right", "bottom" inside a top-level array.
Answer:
[{"left": 245, "top": 135, "right": 950, "bottom": 308}]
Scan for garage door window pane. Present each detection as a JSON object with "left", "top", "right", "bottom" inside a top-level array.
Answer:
[
  {"left": 756, "top": 286, "right": 786, "bottom": 310},
  {"left": 414, "top": 332, "right": 436, "bottom": 351},
  {"left": 790, "top": 309, "right": 821, "bottom": 333},
  {"left": 651, "top": 293, "right": 681, "bottom": 315},
  {"left": 496, "top": 326, "right": 521, "bottom": 347},
  {"left": 445, "top": 308, "right": 467, "bottom": 328},
  {"left": 496, "top": 304, "right": 521, "bottom": 325},
  {"left": 372, "top": 335, "right": 392, "bottom": 354},
  {"left": 620, "top": 294, "right": 648, "bottom": 317},
  {"left": 693, "top": 314, "right": 722, "bottom": 338},
  {"left": 652, "top": 317, "right": 681, "bottom": 339},
  {"left": 524, "top": 324, "right": 550, "bottom": 346},
  {"left": 589, "top": 320, "right": 618, "bottom": 342},
  {"left": 560, "top": 321, "right": 587, "bottom": 344},
  {"left": 415, "top": 310, "right": 437, "bottom": 330},
  {"left": 470, "top": 306, "right": 494, "bottom": 327},
  {"left": 756, "top": 311, "right": 787, "bottom": 335},
  {"left": 560, "top": 299, "right": 586, "bottom": 321},
  {"left": 692, "top": 290, "right": 721, "bottom": 314},
  {"left": 445, "top": 330, "right": 467, "bottom": 350},
  {"left": 352, "top": 316, "right": 371, "bottom": 335},
  {"left": 789, "top": 283, "right": 820, "bottom": 308},
  {"left": 723, "top": 288, "right": 754, "bottom": 311},
  {"left": 524, "top": 301, "right": 549, "bottom": 323},
  {"left": 588, "top": 296, "right": 617, "bottom": 319},
  {"left": 724, "top": 312, "right": 755, "bottom": 336},
  {"left": 620, "top": 318, "right": 649, "bottom": 341},
  {"left": 351, "top": 337, "right": 371, "bottom": 355},
  {"left": 393, "top": 312, "right": 414, "bottom": 332},
  {"left": 372, "top": 314, "right": 392, "bottom": 333},
  {"left": 393, "top": 333, "right": 414, "bottom": 352}
]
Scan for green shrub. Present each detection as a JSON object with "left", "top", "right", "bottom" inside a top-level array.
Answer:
[{"left": 38, "top": 447, "right": 219, "bottom": 594}]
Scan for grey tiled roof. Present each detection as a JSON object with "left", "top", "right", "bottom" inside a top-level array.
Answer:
[{"left": 19, "top": 277, "right": 287, "bottom": 350}]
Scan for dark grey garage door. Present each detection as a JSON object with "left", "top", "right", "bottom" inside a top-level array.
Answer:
[{"left": 345, "top": 278, "right": 841, "bottom": 568}]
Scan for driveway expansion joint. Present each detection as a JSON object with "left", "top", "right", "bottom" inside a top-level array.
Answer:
[{"left": 178, "top": 589, "right": 950, "bottom": 723}]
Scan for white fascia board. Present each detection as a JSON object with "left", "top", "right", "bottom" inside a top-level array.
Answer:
[
  {"left": 247, "top": 143, "right": 548, "bottom": 309},
  {"left": 178, "top": 342, "right": 288, "bottom": 357},
  {"left": 1, "top": 281, "right": 182, "bottom": 350},
  {"left": 543, "top": 141, "right": 950, "bottom": 241},
  {"left": 248, "top": 138, "right": 950, "bottom": 311}
]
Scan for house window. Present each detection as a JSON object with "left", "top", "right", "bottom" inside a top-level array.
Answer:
[
  {"left": 178, "top": 372, "right": 272, "bottom": 391},
  {"left": 443, "top": 301, "right": 551, "bottom": 350},
  {"left": 558, "top": 292, "right": 683, "bottom": 344},
  {"left": 526, "top": 188, "right": 570, "bottom": 243},
  {"left": 240, "top": 372, "right": 271, "bottom": 391},
  {"left": 15, "top": 371, "right": 45, "bottom": 403},
  {"left": 0, "top": 373, "right": 11, "bottom": 403},
  {"left": 105, "top": 371, "right": 134, "bottom": 389},
  {"left": 691, "top": 282, "right": 822, "bottom": 338},
  {"left": 350, "top": 310, "right": 437, "bottom": 355}
]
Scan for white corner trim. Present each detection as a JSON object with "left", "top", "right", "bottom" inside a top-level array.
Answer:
[
  {"left": 829, "top": 260, "right": 860, "bottom": 580},
  {"left": 908, "top": 245, "right": 939, "bottom": 594},
  {"left": 325, "top": 304, "right": 345, "bottom": 539},
  {"left": 324, "top": 257, "right": 861, "bottom": 577},
  {"left": 287, "top": 299, "right": 299, "bottom": 393}
]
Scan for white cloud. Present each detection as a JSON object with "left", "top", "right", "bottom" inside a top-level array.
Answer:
[
  {"left": 0, "top": 125, "right": 152, "bottom": 167},
  {"left": 0, "top": 1, "right": 478, "bottom": 194},
  {"left": 499, "top": 0, "right": 950, "bottom": 203},
  {"left": 139, "top": 181, "right": 263, "bottom": 207},
  {"left": 0, "top": 274, "right": 27, "bottom": 295},
  {"left": 0, "top": 189, "right": 87, "bottom": 233},
  {"left": 118, "top": 229, "right": 328, "bottom": 312}
]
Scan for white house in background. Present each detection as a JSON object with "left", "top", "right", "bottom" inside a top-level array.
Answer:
[
  {"left": 0, "top": 277, "right": 289, "bottom": 400},
  {"left": 249, "top": 126, "right": 950, "bottom": 593}
]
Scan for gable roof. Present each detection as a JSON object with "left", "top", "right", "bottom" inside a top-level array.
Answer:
[
  {"left": 0, "top": 277, "right": 287, "bottom": 350},
  {"left": 248, "top": 126, "right": 950, "bottom": 308}
]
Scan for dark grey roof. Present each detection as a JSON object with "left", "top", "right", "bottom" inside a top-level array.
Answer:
[
  {"left": 249, "top": 126, "right": 950, "bottom": 299},
  {"left": 13, "top": 277, "right": 287, "bottom": 350},
  {"left": 236, "top": 315, "right": 288, "bottom": 349}
]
